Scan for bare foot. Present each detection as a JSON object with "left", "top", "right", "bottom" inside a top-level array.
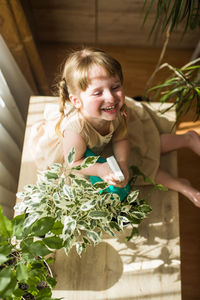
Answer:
[
  {"left": 181, "top": 182, "right": 200, "bottom": 208},
  {"left": 186, "top": 130, "right": 200, "bottom": 156},
  {"left": 179, "top": 178, "right": 191, "bottom": 186},
  {"left": 188, "top": 191, "right": 200, "bottom": 208}
]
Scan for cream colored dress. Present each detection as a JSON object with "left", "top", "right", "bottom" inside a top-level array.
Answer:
[{"left": 30, "top": 96, "right": 171, "bottom": 185}]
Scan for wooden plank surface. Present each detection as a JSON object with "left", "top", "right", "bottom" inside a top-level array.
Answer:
[
  {"left": 29, "top": 0, "right": 96, "bottom": 43},
  {"left": 21, "top": 0, "right": 200, "bottom": 48},
  {"left": 97, "top": 0, "right": 199, "bottom": 48},
  {"left": 17, "top": 96, "right": 181, "bottom": 300},
  {"left": 37, "top": 43, "right": 200, "bottom": 299}
]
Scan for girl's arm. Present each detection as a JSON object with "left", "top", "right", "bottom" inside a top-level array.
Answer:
[
  {"left": 112, "top": 135, "right": 130, "bottom": 187},
  {"left": 63, "top": 130, "right": 119, "bottom": 184}
]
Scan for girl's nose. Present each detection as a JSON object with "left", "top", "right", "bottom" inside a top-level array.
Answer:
[{"left": 104, "top": 89, "right": 115, "bottom": 102}]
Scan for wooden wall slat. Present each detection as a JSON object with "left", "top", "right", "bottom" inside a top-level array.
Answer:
[
  {"left": 29, "top": 0, "right": 94, "bottom": 10},
  {"left": 97, "top": 0, "right": 199, "bottom": 48},
  {"left": 30, "top": 1, "right": 96, "bottom": 43},
  {"left": 21, "top": 0, "right": 200, "bottom": 48}
]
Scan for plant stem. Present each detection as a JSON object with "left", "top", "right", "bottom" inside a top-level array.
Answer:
[{"left": 182, "top": 57, "right": 200, "bottom": 69}]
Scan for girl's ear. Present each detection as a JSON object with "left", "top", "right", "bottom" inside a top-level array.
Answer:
[{"left": 69, "top": 94, "right": 82, "bottom": 109}]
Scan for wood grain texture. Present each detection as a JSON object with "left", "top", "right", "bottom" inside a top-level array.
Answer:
[
  {"left": 21, "top": 0, "right": 200, "bottom": 48},
  {"left": 0, "top": 0, "right": 38, "bottom": 93},
  {"left": 34, "top": 43, "right": 200, "bottom": 299},
  {"left": 29, "top": 0, "right": 96, "bottom": 43},
  {"left": 37, "top": 44, "right": 193, "bottom": 97},
  {"left": 97, "top": 0, "right": 199, "bottom": 47}
]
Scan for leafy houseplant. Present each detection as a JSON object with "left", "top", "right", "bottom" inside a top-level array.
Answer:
[
  {"left": 0, "top": 148, "right": 163, "bottom": 298},
  {"left": 143, "top": 0, "right": 200, "bottom": 37},
  {"left": 147, "top": 58, "right": 200, "bottom": 123},
  {"left": 0, "top": 206, "right": 58, "bottom": 299},
  {"left": 15, "top": 148, "right": 155, "bottom": 256},
  {"left": 141, "top": 0, "right": 200, "bottom": 122}
]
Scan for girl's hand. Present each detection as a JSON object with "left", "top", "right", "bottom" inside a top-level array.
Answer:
[
  {"left": 97, "top": 162, "right": 129, "bottom": 188},
  {"left": 116, "top": 162, "right": 129, "bottom": 187}
]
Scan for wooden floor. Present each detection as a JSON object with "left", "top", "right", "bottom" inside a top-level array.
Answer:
[{"left": 38, "top": 43, "right": 200, "bottom": 300}]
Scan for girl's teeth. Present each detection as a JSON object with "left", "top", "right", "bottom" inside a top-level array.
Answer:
[{"left": 103, "top": 106, "right": 115, "bottom": 111}]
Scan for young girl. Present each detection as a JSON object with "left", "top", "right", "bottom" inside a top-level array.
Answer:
[{"left": 31, "top": 47, "right": 200, "bottom": 207}]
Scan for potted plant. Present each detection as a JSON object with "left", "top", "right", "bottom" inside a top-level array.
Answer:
[
  {"left": 146, "top": 58, "right": 200, "bottom": 123},
  {"left": 141, "top": 0, "right": 200, "bottom": 122},
  {"left": 0, "top": 148, "right": 164, "bottom": 298},
  {"left": 15, "top": 148, "right": 158, "bottom": 256},
  {"left": 0, "top": 205, "right": 58, "bottom": 299}
]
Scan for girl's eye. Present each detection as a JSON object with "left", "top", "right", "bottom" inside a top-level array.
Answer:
[
  {"left": 112, "top": 85, "right": 120, "bottom": 90},
  {"left": 93, "top": 91, "right": 101, "bottom": 96}
]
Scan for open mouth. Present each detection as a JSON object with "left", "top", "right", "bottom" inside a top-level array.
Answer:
[{"left": 101, "top": 104, "right": 117, "bottom": 112}]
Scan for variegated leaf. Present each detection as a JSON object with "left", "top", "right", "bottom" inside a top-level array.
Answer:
[
  {"left": 88, "top": 211, "right": 108, "bottom": 219},
  {"left": 67, "top": 147, "right": 75, "bottom": 165},
  {"left": 87, "top": 231, "right": 101, "bottom": 245},
  {"left": 76, "top": 242, "right": 83, "bottom": 256},
  {"left": 80, "top": 200, "right": 96, "bottom": 211},
  {"left": 62, "top": 216, "right": 76, "bottom": 238},
  {"left": 80, "top": 156, "right": 99, "bottom": 169}
]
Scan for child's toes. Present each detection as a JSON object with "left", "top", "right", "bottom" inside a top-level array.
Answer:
[{"left": 192, "top": 192, "right": 200, "bottom": 208}]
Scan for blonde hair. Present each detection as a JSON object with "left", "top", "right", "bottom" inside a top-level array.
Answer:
[{"left": 56, "top": 47, "right": 123, "bottom": 134}]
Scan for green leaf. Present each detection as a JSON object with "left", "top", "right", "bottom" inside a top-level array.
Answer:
[
  {"left": 45, "top": 171, "right": 59, "bottom": 180},
  {"left": 13, "top": 286, "right": 25, "bottom": 297},
  {"left": 127, "top": 190, "right": 140, "bottom": 203},
  {"left": 0, "top": 267, "right": 17, "bottom": 297},
  {"left": 0, "top": 206, "right": 13, "bottom": 238},
  {"left": 16, "top": 263, "right": 29, "bottom": 282},
  {"left": 63, "top": 216, "right": 76, "bottom": 238},
  {"left": 43, "top": 236, "right": 63, "bottom": 249},
  {"left": 67, "top": 147, "right": 75, "bottom": 165},
  {"left": 72, "top": 178, "right": 92, "bottom": 188},
  {"left": 20, "top": 237, "right": 34, "bottom": 252},
  {"left": 35, "top": 286, "right": 52, "bottom": 298},
  {"left": 50, "top": 221, "right": 63, "bottom": 235},
  {"left": 0, "top": 236, "right": 7, "bottom": 244},
  {"left": 12, "top": 213, "right": 26, "bottom": 239},
  {"left": 30, "top": 217, "right": 55, "bottom": 237},
  {"left": 126, "top": 215, "right": 142, "bottom": 225},
  {"left": 154, "top": 184, "right": 168, "bottom": 191},
  {"left": 76, "top": 242, "right": 83, "bottom": 256},
  {"left": 103, "top": 225, "right": 115, "bottom": 237},
  {"left": 126, "top": 227, "right": 139, "bottom": 242},
  {"left": 80, "top": 156, "right": 99, "bottom": 169},
  {"left": 28, "top": 241, "right": 52, "bottom": 257},
  {"left": 0, "top": 244, "right": 12, "bottom": 256},
  {"left": 88, "top": 211, "right": 108, "bottom": 219},
  {"left": 64, "top": 237, "right": 74, "bottom": 255},
  {"left": 93, "top": 181, "right": 108, "bottom": 190},
  {"left": 46, "top": 275, "right": 57, "bottom": 288},
  {"left": 109, "top": 221, "right": 122, "bottom": 232},
  {"left": 45, "top": 257, "right": 54, "bottom": 265},
  {"left": 87, "top": 231, "right": 101, "bottom": 245},
  {"left": 0, "top": 267, "right": 11, "bottom": 293},
  {"left": 63, "top": 184, "right": 74, "bottom": 199},
  {"left": 160, "top": 86, "right": 186, "bottom": 102},
  {"left": 0, "top": 254, "right": 8, "bottom": 264},
  {"left": 80, "top": 200, "right": 97, "bottom": 211},
  {"left": 139, "top": 204, "right": 152, "bottom": 214},
  {"left": 121, "top": 205, "right": 132, "bottom": 213},
  {"left": 23, "top": 214, "right": 40, "bottom": 229}
]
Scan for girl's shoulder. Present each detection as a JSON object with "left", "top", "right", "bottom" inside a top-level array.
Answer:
[{"left": 61, "top": 103, "right": 85, "bottom": 134}]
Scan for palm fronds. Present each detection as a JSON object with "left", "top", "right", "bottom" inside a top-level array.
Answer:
[
  {"left": 147, "top": 58, "right": 200, "bottom": 122},
  {"left": 143, "top": 0, "right": 200, "bottom": 36}
]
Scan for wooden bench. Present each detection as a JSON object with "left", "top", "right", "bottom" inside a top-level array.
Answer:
[{"left": 17, "top": 96, "right": 181, "bottom": 300}]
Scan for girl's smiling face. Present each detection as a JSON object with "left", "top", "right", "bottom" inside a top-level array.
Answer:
[{"left": 70, "top": 64, "right": 125, "bottom": 126}]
